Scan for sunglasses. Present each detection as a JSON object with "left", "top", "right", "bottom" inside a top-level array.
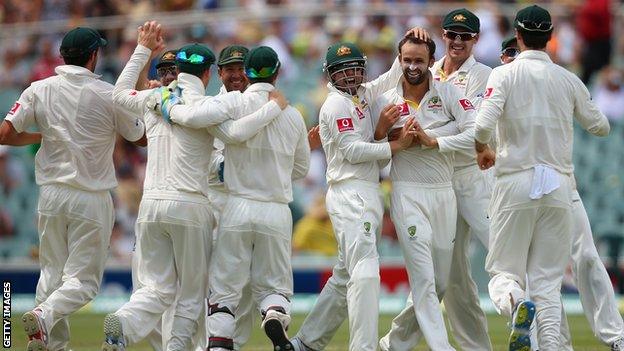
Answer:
[
  {"left": 176, "top": 51, "right": 207, "bottom": 64},
  {"left": 502, "top": 47, "right": 519, "bottom": 58},
  {"left": 443, "top": 30, "right": 477, "bottom": 41},
  {"left": 516, "top": 20, "right": 553, "bottom": 32},
  {"left": 157, "top": 66, "right": 177, "bottom": 77},
  {"left": 245, "top": 61, "right": 280, "bottom": 79}
]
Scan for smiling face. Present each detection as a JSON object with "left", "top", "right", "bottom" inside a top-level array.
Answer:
[
  {"left": 443, "top": 26, "right": 478, "bottom": 64},
  {"left": 218, "top": 62, "right": 248, "bottom": 92},
  {"left": 399, "top": 41, "right": 433, "bottom": 86}
]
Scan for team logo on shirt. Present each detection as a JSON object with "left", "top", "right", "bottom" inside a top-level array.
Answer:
[
  {"left": 8, "top": 102, "right": 21, "bottom": 115},
  {"left": 456, "top": 72, "right": 468, "bottom": 85},
  {"left": 484, "top": 87, "right": 494, "bottom": 99},
  {"left": 363, "top": 222, "right": 371, "bottom": 234},
  {"left": 408, "top": 225, "right": 417, "bottom": 238},
  {"left": 427, "top": 96, "right": 442, "bottom": 111},
  {"left": 355, "top": 106, "right": 365, "bottom": 119},
  {"left": 336, "top": 117, "right": 354, "bottom": 132},
  {"left": 459, "top": 99, "right": 475, "bottom": 111}
]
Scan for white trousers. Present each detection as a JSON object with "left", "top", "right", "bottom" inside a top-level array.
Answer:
[
  {"left": 556, "top": 190, "right": 624, "bottom": 348},
  {"left": 296, "top": 180, "right": 383, "bottom": 351},
  {"left": 206, "top": 187, "right": 256, "bottom": 351},
  {"left": 116, "top": 198, "right": 212, "bottom": 351},
  {"left": 380, "top": 166, "right": 492, "bottom": 351},
  {"left": 388, "top": 182, "right": 456, "bottom": 351},
  {"left": 207, "top": 195, "right": 293, "bottom": 349},
  {"left": 486, "top": 170, "right": 573, "bottom": 351},
  {"left": 34, "top": 184, "right": 114, "bottom": 351}
]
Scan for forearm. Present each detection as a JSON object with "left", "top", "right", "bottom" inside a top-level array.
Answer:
[
  {"left": 0, "top": 121, "right": 40, "bottom": 146},
  {"left": 341, "top": 139, "right": 392, "bottom": 163},
  {"left": 437, "top": 127, "right": 475, "bottom": 153},
  {"left": 113, "top": 45, "right": 152, "bottom": 110},
  {"left": 171, "top": 94, "right": 239, "bottom": 129},
  {"left": 475, "top": 140, "right": 488, "bottom": 152}
]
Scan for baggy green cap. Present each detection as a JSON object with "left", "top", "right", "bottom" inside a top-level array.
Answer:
[
  {"left": 501, "top": 36, "right": 518, "bottom": 51},
  {"left": 324, "top": 42, "right": 366, "bottom": 71},
  {"left": 515, "top": 5, "right": 553, "bottom": 32},
  {"left": 244, "top": 46, "right": 280, "bottom": 79},
  {"left": 442, "top": 8, "right": 480, "bottom": 33},
  {"left": 218, "top": 45, "right": 249, "bottom": 66},
  {"left": 156, "top": 50, "right": 178, "bottom": 69},
  {"left": 60, "top": 27, "right": 108, "bottom": 57},
  {"left": 176, "top": 43, "right": 215, "bottom": 75}
]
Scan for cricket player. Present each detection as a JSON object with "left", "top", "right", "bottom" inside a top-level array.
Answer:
[
  {"left": 380, "top": 9, "right": 494, "bottom": 351},
  {"left": 164, "top": 46, "right": 310, "bottom": 351},
  {"left": 101, "top": 23, "right": 287, "bottom": 351},
  {"left": 0, "top": 26, "right": 146, "bottom": 351},
  {"left": 501, "top": 34, "right": 624, "bottom": 351},
  {"left": 375, "top": 33, "right": 478, "bottom": 351},
  {"left": 290, "top": 39, "right": 420, "bottom": 351},
  {"left": 475, "top": 5, "right": 610, "bottom": 350}
]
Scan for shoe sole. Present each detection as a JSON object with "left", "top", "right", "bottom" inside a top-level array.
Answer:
[
  {"left": 508, "top": 301, "right": 536, "bottom": 351},
  {"left": 22, "top": 311, "right": 47, "bottom": 351},
  {"left": 102, "top": 314, "right": 124, "bottom": 351},
  {"left": 264, "top": 318, "right": 294, "bottom": 351}
]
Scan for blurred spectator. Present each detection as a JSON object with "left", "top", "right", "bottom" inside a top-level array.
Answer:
[
  {"left": 577, "top": 0, "right": 612, "bottom": 83},
  {"left": 592, "top": 66, "right": 624, "bottom": 122},
  {"left": 29, "top": 38, "right": 64, "bottom": 83},
  {"left": 0, "top": 146, "right": 16, "bottom": 238},
  {"left": 292, "top": 192, "right": 337, "bottom": 256}
]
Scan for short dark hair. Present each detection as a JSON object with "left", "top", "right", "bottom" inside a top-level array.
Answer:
[
  {"left": 61, "top": 48, "right": 96, "bottom": 67},
  {"left": 177, "top": 64, "right": 210, "bottom": 78},
  {"left": 517, "top": 28, "right": 551, "bottom": 50},
  {"left": 398, "top": 34, "right": 436, "bottom": 60}
]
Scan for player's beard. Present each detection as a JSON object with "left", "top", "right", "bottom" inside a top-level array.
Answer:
[{"left": 403, "top": 65, "right": 429, "bottom": 86}]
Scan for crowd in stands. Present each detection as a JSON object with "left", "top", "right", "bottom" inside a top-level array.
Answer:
[{"left": 0, "top": 0, "right": 623, "bottom": 270}]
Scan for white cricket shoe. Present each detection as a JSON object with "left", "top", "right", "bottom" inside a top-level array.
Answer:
[
  {"left": 22, "top": 308, "right": 48, "bottom": 351},
  {"left": 612, "top": 337, "right": 624, "bottom": 351},
  {"left": 102, "top": 314, "right": 125, "bottom": 351},
  {"left": 262, "top": 309, "right": 294, "bottom": 351}
]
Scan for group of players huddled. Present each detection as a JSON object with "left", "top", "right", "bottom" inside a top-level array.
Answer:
[{"left": 1, "top": 3, "right": 622, "bottom": 351}]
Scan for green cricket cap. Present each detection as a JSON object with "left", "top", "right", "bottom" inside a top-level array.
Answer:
[
  {"left": 501, "top": 36, "right": 517, "bottom": 51},
  {"left": 156, "top": 50, "right": 178, "bottom": 69},
  {"left": 244, "top": 46, "right": 280, "bottom": 79},
  {"left": 442, "top": 8, "right": 480, "bottom": 33},
  {"left": 218, "top": 45, "right": 249, "bottom": 66},
  {"left": 324, "top": 42, "right": 366, "bottom": 71},
  {"left": 514, "top": 5, "right": 553, "bottom": 32},
  {"left": 176, "top": 43, "right": 215, "bottom": 74},
  {"left": 60, "top": 27, "right": 108, "bottom": 57}
]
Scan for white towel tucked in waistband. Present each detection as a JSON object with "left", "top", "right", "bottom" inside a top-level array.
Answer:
[{"left": 529, "top": 164, "right": 561, "bottom": 200}]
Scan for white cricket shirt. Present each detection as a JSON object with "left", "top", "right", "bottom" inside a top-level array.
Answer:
[
  {"left": 5, "top": 65, "right": 145, "bottom": 192},
  {"left": 375, "top": 77, "right": 476, "bottom": 184},
  {"left": 431, "top": 55, "right": 492, "bottom": 169},
  {"left": 320, "top": 57, "right": 403, "bottom": 184},
  {"left": 475, "top": 50, "right": 610, "bottom": 177}
]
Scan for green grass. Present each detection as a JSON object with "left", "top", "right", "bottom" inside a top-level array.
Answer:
[{"left": 9, "top": 313, "right": 609, "bottom": 350}]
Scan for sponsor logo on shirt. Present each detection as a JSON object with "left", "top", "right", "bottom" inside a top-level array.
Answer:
[
  {"left": 484, "top": 87, "right": 494, "bottom": 99},
  {"left": 336, "top": 117, "right": 354, "bottom": 133},
  {"left": 459, "top": 99, "right": 475, "bottom": 111},
  {"left": 129, "top": 90, "right": 138, "bottom": 96},
  {"left": 427, "top": 96, "right": 442, "bottom": 110},
  {"left": 355, "top": 106, "right": 365, "bottom": 119},
  {"left": 397, "top": 101, "right": 410, "bottom": 116},
  {"left": 7, "top": 102, "right": 20, "bottom": 115}
]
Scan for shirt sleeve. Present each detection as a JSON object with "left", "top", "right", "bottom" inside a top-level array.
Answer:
[
  {"left": 465, "top": 65, "right": 492, "bottom": 108},
  {"left": 437, "top": 86, "right": 476, "bottom": 153},
  {"left": 475, "top": 68, "right": 507, "bottom": 144},
  {"left": 324, "top": 100, "right": 392, "bottom": 164},
  {"left": 112, "top": 44, "right": 153, "bottom": 113},
  {"left": 4, "top": 86, "right": 36, "bottom": 133},
  {"left": 113, "top": 105, "right": 145, "bottom": 142},
  {"left": 206, "top": 100, "right": 282, "bottom": 144},
  {"left": 362, "top": 57, "right": 402, "bottom": 99},
  {"left": 170, "top": 91, "right": 242, "bottom": 129},
  {"left": 292, "top": 114, "right": 311, "bottom": 180},
  {"left": 572, "top": 75, "right": 610, "bottom": 136}
]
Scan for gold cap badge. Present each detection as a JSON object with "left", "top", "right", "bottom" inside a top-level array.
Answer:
[
  {"left": 337, "top": 46, "right": 352, "bottom": 56},
  {"left": 453, "top": 14, "right": 467, "bottom": 22}
]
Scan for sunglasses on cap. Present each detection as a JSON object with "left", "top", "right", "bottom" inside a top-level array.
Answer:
[
  {"left": 516, "top": 20, "right": 553, "bottom": 32},
  {"left": 245, "top": 61, "right": 280, "bottom": 79},
  {"left": 501, "top": 47, "right": 519, "bottom": 58},
  {"left": 443, "top": 30, "right": 477, "bottom": 41},
  {"left": 176, "top": 51, "right": 207, "bottom": 64},
  {"left": 157, "top": 66, "right": 177, "bottom": 77}
]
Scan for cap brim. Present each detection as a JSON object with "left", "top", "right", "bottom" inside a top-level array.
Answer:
[
  {"left": 99, "top": 38, "right": 108, "bottom": 47},
  {"left": 218, "top": 57, "right": 245, "bottom": 66},
  {"left": 443, "top": 23, "right": 478, "bottom": 33},
  {"left": 156, "top": 61, "right": 176, "bottom": 69}
]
